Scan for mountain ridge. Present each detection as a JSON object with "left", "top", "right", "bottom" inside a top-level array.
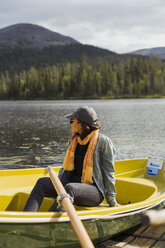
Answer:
[
  {"left": 130, "top": 47, "right": 165, "bottom": 59},
  {"left": 0, "top": 23, "right": 119, "bottom": 72},
  {"left": 0, "top": 23, "right": 80, "bottom": 49},
  {"left": 1, "top": 23, "right": 165, "bottom": 59}
]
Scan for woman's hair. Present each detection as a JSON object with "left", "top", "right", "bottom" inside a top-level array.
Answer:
[{"left": 72, "top": 121, "right": 101, "bottom": 140}]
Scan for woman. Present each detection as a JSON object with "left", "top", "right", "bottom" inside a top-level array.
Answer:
[{"left": 24, "top": 106, "right": 117, "bottom": 212}]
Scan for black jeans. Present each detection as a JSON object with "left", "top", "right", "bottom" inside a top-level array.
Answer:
[{"left": 23, "top": 171, "right": 104, "bottom": 212}]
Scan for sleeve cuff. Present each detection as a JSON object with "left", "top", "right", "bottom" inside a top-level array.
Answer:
[{"left": 106, "top": 196, "right": 117, "bottom": 207}]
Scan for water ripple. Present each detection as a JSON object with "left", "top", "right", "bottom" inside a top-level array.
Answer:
[{"left": 0, "top": 99, "right": 165, "bottom": 169}]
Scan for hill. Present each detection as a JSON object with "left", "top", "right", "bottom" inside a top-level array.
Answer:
[
  {"left": 130, "top": 47, "right": 165, "bottom": 60},
  {"left": 0, "top": 23, "right": 164, "bottom": 100},
  {"left": 0, "top": 23, "right": 120, "bottom": 72},
  {"left": 0, "top": 23, "right": 80, "bottom": 49}
]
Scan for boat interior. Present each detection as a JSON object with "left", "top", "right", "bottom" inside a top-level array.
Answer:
[{"left": 0, "top": 159, "right": 164, "bottom": 213}]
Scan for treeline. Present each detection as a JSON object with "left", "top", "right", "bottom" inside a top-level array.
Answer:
[
  {"left": 0, "top": 56, "right": 165, "bottom": 100},
  {"left": 0, "top": 44, "right": 118, "bottom": 73}
]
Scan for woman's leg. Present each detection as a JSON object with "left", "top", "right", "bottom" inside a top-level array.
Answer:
[
  {"left": 48, "top": 182, "right": 104, "bottom": 211},
  {"left": 24, "top": 171, "right": 72, "bottom": 211},
  {"left": 23, "top": 177, "right": 57, "bottom": 211}
]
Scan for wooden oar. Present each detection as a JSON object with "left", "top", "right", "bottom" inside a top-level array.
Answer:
[
  {"left": 47, "top": 166, "right": 95, "bottom": 248},
  {"left": 142, "top": 209, "right": 165, "bottom": 225}
]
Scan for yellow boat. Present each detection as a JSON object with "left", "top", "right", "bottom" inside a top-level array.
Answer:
[{"left": 0, "top": 158, "right": 164, "bottom": 248}]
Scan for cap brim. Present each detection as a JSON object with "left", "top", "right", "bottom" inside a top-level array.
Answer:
[{"left": 64, "top": 113, "right": 75, "bottom": 119}]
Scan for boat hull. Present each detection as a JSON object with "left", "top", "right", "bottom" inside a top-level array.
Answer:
[
  {"left": 0, "top": 201, "right": 164, "bottom": 248},
  {"left": 0, "top": 214, "right": 142, "bottom": 248},
  {"left": 0, "top": 158, "right": 164, "bottom": 247}
]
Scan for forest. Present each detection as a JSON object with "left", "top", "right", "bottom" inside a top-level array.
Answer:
[{"left": 0, "top": 55, "right": 165, "bottom": 100}]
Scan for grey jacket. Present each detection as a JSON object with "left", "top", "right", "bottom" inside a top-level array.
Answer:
[
  {"left": 59, "top": 133, "right": 117, "bottom": 207},
  {"left": 93, "top": 133, "right": 117, "bottom": 207}
]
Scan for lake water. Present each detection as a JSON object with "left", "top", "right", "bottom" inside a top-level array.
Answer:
[{"left": 0, "top": 99, "right": 165, "bottom": 169}]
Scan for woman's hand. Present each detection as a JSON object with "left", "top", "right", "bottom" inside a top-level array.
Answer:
[{"left": 114, "top": 204, "right": 121, "bottom": 207}]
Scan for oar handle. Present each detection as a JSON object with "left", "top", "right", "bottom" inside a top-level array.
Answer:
[
  {"left": 142, "top": 209, "right": 165, "bottom": 225},
  {"left": 47, "top": 166, "right": 94, "bottom": 248}
]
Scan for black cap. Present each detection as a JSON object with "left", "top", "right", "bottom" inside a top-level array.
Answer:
[{"left": 65, "top": 106, "right": 98, "bottom": 125}]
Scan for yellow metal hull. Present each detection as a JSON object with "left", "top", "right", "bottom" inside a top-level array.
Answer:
[{"left": 0, "top": 158, "right": 164, "bottom": 247}]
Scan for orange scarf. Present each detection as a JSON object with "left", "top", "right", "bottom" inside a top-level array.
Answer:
[{"left": 63, "top": 130, "right": 99, "bottom": 184}]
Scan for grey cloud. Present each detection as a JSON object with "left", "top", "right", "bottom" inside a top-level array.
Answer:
[{"left": 0, "top": 0, "right": 165, "bottom": 52}]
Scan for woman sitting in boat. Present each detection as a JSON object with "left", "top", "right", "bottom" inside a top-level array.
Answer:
[{"left": 24, "top": 106, "right": 117, "bottom": 212}]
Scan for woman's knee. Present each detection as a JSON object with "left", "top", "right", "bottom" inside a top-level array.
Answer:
[
  {"left": 35, "top": 177, "right": 46, "bottom": 187},
  {"left": 64, "top": 183, "right": 89, "bottom": 205},
  {"left": 33, "top": 177, "right": 51, "bottom": 194},
  {"left": 64, "top": 183, "right": 103, "bottom": 206},
  {"left": 64, "top": 183, "right": 75, "bottom": 197}
]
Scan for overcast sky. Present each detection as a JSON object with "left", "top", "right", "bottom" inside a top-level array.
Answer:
[{"left": 0, "top": 0, "right": 165, "bottom": 53}]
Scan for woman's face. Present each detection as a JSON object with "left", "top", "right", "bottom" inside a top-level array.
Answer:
[{"left": 70, "top": 118, "right": 82, "bottom": 134}]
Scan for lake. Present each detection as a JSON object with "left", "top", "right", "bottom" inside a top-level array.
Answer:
[{"left": 0, "top": 99, "right": 165, "bottom": 169}]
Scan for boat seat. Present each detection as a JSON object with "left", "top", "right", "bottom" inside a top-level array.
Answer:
[
  {"left": 1, "top": 177, "right": 158, "bottom": 211},
  {"left": 4, "top": 192, "right": 55, "bottom": 211},
  {"left": 115, "top": 177, "right": 157, "bottom": 205},
  {"left": 0, "top": 187, "right": 32, "bottom": 211},
  {"left": 0, "top": 167, "right": 159, "bottom": 211},
  {"left": 0, "top": 185, "right": 55, "bottom": 211}
]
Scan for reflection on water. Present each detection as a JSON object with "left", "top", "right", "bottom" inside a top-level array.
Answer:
[{"left": 0, "top": 99, "right": 165, "bottom": 169}]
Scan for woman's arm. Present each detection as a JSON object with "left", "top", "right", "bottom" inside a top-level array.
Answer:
[{"left": 100, "top": 136, "right": 117, "bottom": 207}]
